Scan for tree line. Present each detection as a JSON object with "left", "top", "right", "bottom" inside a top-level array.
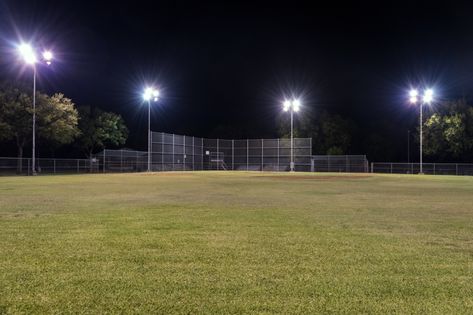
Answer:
[
  {"left": 2, "top": 81, "right": 473, "bottom": 163},
  {"left": 0, "top": 81, "right": 128, "bottom": 160},
  {"left": 276, "top": 100, "right": 473, "bottom": 162}
]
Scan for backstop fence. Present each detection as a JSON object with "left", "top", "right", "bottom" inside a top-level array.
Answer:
[{"left": 148, "top": 131, "right": 312, "bottom": 171}]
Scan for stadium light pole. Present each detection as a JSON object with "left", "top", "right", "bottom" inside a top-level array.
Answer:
[
  {"left": 409, "top": 88, "right": 434, "bottom": 174},
  {"left": 18, "top": 43, "right": 53, "bottom": 175},
  {"left": 143, "top": 87, "right": 159, "bottom": 172},
  {"left": 283, "top": 99, "right": 301, "bottom": 172}
]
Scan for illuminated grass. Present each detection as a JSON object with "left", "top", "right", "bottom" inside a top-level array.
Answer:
[{"left": 0, "top": 172, "right": 472, "bottom": 313}]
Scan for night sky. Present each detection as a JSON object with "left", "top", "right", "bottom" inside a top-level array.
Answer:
[{"left": 2, "top": 0, "right": 473, "bottom": 160}]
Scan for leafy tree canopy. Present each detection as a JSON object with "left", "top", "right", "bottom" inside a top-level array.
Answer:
[
  {"left": 423, "top": 99, "right": 473, "bottom": 161},
  {"left": 277, "top": 109, "right": 356, "bottom": 155},
  {"left": 77, "top": 106, "right": 128, "bottom": 157},
  {"left": 0, "top": 81, "right": 79, "bottom": 158}
]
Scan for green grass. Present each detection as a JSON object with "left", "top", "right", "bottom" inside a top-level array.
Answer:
[{"left": 0, "top": 172, "right": 472, "bottom": 314}]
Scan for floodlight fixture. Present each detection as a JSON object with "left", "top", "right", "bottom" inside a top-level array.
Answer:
[
  {"left": 293, "top": 99, "right": 301, "bottom": 112},
  {"left": 18, "top": 43, "right": 37, "bottom": 64},
  {"left": 42, "top": 50, "right": 53, "bottom": 65},
  {"left": 423, "top": 88, "right": 434, "bottom": 104}
]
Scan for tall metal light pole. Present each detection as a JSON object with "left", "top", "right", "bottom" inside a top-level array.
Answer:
[
  {"left": 143, "top": 87, "right": 159, "bottom": 172},
  {"left": 409, "top": 88, "right": 434, "bottom": 174},
  {"left": 18, "top": 44, "right": 53, "bottom": 175},
  {"left": 283, "top": 99, "right": 301, "bottom": 172}
]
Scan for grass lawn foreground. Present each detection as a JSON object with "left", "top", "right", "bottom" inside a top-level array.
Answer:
[{"left": 0, "top": 171, "right": 473, "bottom": 313}]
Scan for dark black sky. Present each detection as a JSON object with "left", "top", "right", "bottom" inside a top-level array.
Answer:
[{"left": 2, "top": 0, "right": 473, "bottom": 160}]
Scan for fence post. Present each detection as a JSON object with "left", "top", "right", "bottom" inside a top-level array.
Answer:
[
  {"left": 371, "top": 162, "right": 374, "bottom": 173},
  {"left": 103, "top": 150, "right": 106, "bottom": 173},
  {"left": 217, "top": 138, "right": 219, "bottom": 171},
  {"left": 172, "top": 134, "right": 175, "bottom": 171},
  {"left": 27, "top": 158, "right": 30, "bottom": 176},
  {"left": 246, "top": 139, "right": 249, "bottom": 171},
  {"left": 192, "top": 137, "right": 195, "bottom": 171},
  {"left": 456, "top": 163, "right": 458, "bottom": 176},
  {"left": 183, "top": 136, "right": 186, "bottom": 171},
  {"left": 77, "top": 159, "right": 79, "bottom": 173},
  {"left": 120, "top": 149, "right": 123, "bottom": 172},
  {"left": 54, "top": 159, "right": 56, "bottom": 174},
  {"left": 390, "top": 163, "right": 393, "bottom": 174},
  {"left": 433, "top": 163, "right": 436, "bottom": 175},
  {"left": 162, "top": 133, "right": 165, "bottom": 171},
  {"left": 277, "top": 138, "right": 280, "bottom": 172},
  {"left": 232, "top": 139, "right": 234, "bottom": 171},
  {"left": 261, "top": 139, "right": 263, "bottom": 172}
]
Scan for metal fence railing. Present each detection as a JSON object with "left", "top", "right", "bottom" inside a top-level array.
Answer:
[
  {"left": 371, "top": 162, "right": 473, "bottom": 176},
  {"left": 1, "top": 132, "right": 313, "bottom": 175},
  {"left": 0, "top": 157, "right": 98, "bottom": 175},
  {"left": 311, "top": 155, "right": 369, "bottom": 173}
]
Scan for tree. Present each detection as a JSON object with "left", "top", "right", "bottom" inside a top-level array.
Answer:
[
  {"left": 77, "top": 106, "right": 128, "bottom": 157},
  {"left": 277, "top": 110, "right": 356, "bottom": 155},
  {"left": 37, "top": 93, "right": 80, "bottom": 148},
  {"left": 0, "top": 82, "right": 79, "bottom": 170},
  {"left": 423, "top": 99, "right": 473, "bottom": 161},
  {"left": 0, "top": 82, "right": 32, "bottom": 161}
]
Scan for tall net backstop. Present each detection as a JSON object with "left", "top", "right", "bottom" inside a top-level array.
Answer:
[{"left": 149, "top": 131, "right": 312, "bottom": 172}]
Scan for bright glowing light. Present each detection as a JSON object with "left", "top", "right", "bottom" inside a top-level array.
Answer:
[
  {"left": 409, "top": 96, "right": 417, "bottom": 104},
  {"left": 152, "top": 89, "right": 159, "bottom": 101},
  {"left": 283, "top": 99, "right": 301, "bottom": 112},
  {"left": 43, "top": 50, "right": 53, "bottom": 61},
  {"left": 143, "top": 87, "right": 160, "bottom": 101},
  {"left": 143, "top": 87, "right": 153, "bottom": 101},
  {"left": 18, "top": 43, "right": 37, "bottom": 64},
  {"left": 409, "top": 89, "right": 418, "bottom": 97},
  {"left": 293, "top": 99, "right": 301, "bottom": 112},
  {"left": 283, "top": 100, "right": 291, "bottom": 111},
  {"left": 42, "top": 50, "right": 53, "bottom": 65},
  {"left": 423, "top": 89, "right": 434, "bottom": 103}
]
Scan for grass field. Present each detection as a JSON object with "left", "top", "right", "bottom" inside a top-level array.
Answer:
[{"left": 0, "top": 172, "right": 472, "bottom": 314}]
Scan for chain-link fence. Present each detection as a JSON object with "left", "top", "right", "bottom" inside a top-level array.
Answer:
[
  {"left": 311, "top": 155, "right": 369, "bottom": 172},
  {"left": 371, "top": 162, "right": 473, "bottom": 176},
  {"left": 150, "top": 132, "right": 312, "bottom": 171},
  {"left": 97, "top": 149, "right": 148, "bottom": 173},
  {"left": 0, "top": 157, "right": 98, "bottom": 175}
]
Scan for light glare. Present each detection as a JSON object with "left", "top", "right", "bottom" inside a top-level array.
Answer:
[
  {"left": 423, "top": 89, "right": 434, "bottom": 103},
  {"left": 283, "top": 100, "right": 290, "bottom": 111},
  {"left": 143, "top": 87, "right": 153, "bottom": 101},
  {"left": 18, "top": 43, "right": 37, "bottom": 64},
  {"left": 292, "top": 99, "right": 301, "bottom": 111},
  {"left": 143, "top": 87, "right": 159, "bottom": 102},
  {"left": 43, "top": 50, "right": 53, "bottom": 61}
]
